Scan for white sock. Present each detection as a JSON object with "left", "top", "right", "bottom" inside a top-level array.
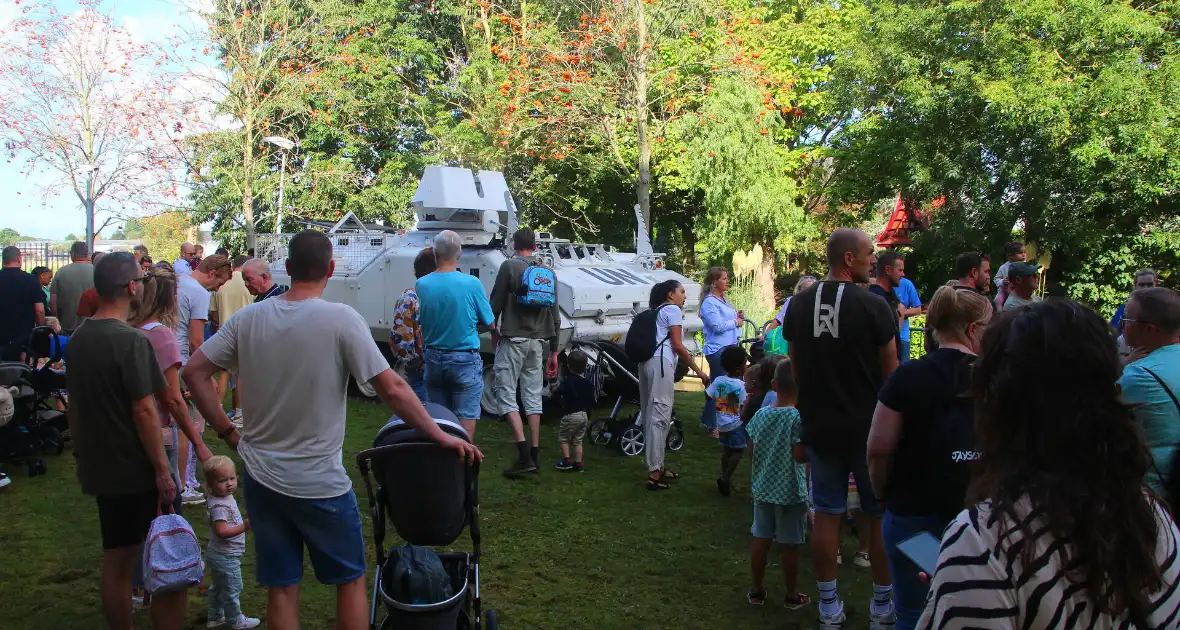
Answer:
[
  {"left": 871, "top": 583, "right": 894, "bottom": 616},
  {"left": 818, "top": 579, "right": 841, "bottom": 617}
]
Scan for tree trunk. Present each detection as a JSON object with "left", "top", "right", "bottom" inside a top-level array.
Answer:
[
  {"left": 632, "top": 0, "right": 651, "bottom": 233},
  {"left": 755, "top": 243, "right": 776, "bottom": 313},
  {"left": 680, "top": 214, "right": 696, "bottom": 271},
  {"left": 242, "top": 122, "right": 256, "bottom": 250}
]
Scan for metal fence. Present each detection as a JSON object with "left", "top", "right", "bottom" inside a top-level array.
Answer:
[{"left": 13, "top": 240, "right": 73, "bottom": 273}]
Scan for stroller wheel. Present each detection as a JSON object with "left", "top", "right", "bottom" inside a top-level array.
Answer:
[
  {"left": 28, "top": 458, "right": 46, "bottom": 477},
  {"left": 38, "top": 427, "right": 64, "bottom": 455},
  {"left": 589, "top": 419, "right": 612, "bottom": 446},
  {"left": 666, "top": 426, "right": 685, "bottom": 451},
  {"left": 619, "top": 426, "right": 645, "bottom": 457},
  {"left": 484, "top": 609, "right": 499, "bottom": 630}
]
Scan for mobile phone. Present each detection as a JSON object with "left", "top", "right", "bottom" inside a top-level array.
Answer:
[{"left": 896, "top": 531, "right": 942, "bottom": 577}]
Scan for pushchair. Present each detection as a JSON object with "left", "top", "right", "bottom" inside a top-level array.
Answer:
[
  {"left": 0, "top": 327, "right": 69, "bottom": 476},
  {"left": 574, "top": 340, "right": 686, "bottom": 457},
  {"left": 356, "top": 402, "right": 499, "bottom": 630}
]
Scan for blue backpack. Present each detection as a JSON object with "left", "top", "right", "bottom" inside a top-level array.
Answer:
[{"left": 517, "top": 262, "right": 557, "bottom": 308}]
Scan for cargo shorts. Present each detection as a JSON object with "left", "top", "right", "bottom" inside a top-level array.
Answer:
[
  {"left": 491, "top": 338, "right": 546, "bottom": 417},
  {"left": 558, "top": 411, "right": 589, "bottom": 446}
]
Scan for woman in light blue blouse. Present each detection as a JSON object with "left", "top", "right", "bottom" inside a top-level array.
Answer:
[{"left": 699, "top": 267, "right": 743, "bottom": 431}]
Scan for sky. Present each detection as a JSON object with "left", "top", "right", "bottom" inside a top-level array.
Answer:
[{"left": 0, "top": 0, "right": 213, "bottom": 240}]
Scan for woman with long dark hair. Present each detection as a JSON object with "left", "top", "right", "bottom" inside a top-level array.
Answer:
[
  {"left": 918, "top": 300, "right": 1180, "bottom": 628},
  {"left": 642, "top": 280, "right": 709, "bottom": 490},
  {"left": 865, "top": 286, "right": 990, "bottom": 629},
  {"left": 698, "top": 267, "right": 743, "bottom": 432}
]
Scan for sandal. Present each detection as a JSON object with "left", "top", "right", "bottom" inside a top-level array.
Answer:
[
  {"left": 747, "top": 590, "right": 766, "bottom": 606},
  {"left": 661, "top": 470, "right": 680, "bottom": 481},
  {"left": 647, "top": 475, "right": 670, "bottom": 491},
  {"left": 784, "top": 592, "right": 811, "bottom": 610}
]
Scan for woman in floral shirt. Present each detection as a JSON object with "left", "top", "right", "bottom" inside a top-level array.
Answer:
[{"left": 390, "top": 248, "right": 436, "bottom": 401}]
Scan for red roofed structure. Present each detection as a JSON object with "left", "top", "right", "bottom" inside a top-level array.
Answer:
[{"left": 876, "top": 194, "right": 937, "bottom": 248}]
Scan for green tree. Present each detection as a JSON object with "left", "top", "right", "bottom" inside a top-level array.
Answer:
[
  {"left": 830, "top": 0, "right": 1180, "bottom": 309},
  {"left": 64, "top": 233, "right": 78, "bottom": 242},
  {"left": 0, "top": 228, "right": 20, "bottom": 247},
  {"left": 122, "top": 219, "right": 144, "bottom": 240}
]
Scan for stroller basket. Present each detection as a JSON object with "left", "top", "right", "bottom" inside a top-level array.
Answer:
[{"left": 378, "top": 552, "right": 469, "bottom": 630}]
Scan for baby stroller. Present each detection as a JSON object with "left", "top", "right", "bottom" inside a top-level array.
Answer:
[
  {"left": 573, "top": 340, "right": 686, "bottom": 457},
  {"left": 356, "top": 402, "right": 498, "bottom": 630}
]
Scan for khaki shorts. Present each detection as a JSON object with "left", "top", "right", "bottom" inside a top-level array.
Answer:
[
  {"left": 558, "top": 411, "right": 589, "bottom": 445},
  {"left": 490, "top": 339, "right": 546, "bottom": 417}
]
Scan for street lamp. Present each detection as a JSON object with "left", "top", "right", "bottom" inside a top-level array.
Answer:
[{"left": 262, "top": 136, "right": 297, "bottom": 233}]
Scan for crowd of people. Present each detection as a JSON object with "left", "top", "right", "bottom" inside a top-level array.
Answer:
[{"left": 1, "top": 224, "right": 1178, "bottom": 629}]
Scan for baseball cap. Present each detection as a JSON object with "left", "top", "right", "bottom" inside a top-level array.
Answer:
[{"left": 1008, "top": 262, "right": 1041, "bottom": 278}]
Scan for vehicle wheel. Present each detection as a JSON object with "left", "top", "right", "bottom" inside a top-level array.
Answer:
[
  {"left": 619, "top": 425, "right": 645, "bottom": 457},
  {"left": 484, "top": 609, "right": 499, "bottom": 630},
  {"left": 589, "top": 419, "right": 612, "bottom": 445},
  {"left": 666, "top": 426, "right": 685, "bottom": 451},
  {"left": 480, "top": 364, "right": 497, "bottom": 417}
]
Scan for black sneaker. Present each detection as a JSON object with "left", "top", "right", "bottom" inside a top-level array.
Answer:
[
  {"left": 716, "top": 478, "right": 731, "bottom": 497},
  {"left": 503, "top": 459, "right": 539, "bottom": 477},
  {"left": 554, "top": 458, "right": 574, "bottom": 471}
]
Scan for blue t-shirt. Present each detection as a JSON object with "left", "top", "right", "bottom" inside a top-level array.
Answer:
[
  {"left": 896, "top": 278, "right": 922, "bottom": 342},
  {"left": 745, "top": 406, "right": 808, "bottom": 505},
  {"left": 700, "top": 294, "right": 740, "bottom": 356},
  {"left": 415, "top": 271, "right": 494, "bottom": 352},
  {"left": 761, "top": 390, "right": 777, "bottom": 408},
  {"left": 1120, "top": 344, "right": 1180, "bottom": 493}
]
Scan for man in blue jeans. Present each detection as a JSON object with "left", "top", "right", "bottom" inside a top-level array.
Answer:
[
  {"left": 185, "top": 230, "right": 482, "bottom": 630},
  {"left": 785, "top": 229, "right": 900, "bottom": 629},
  {"left": 416, "top": 230, "right": 496, "bottom": 439}
]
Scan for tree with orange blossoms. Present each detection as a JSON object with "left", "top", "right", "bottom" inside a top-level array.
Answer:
[
  {"left": 0, "top": 0, "right": 192, "bottom": 251},
  {"left": 452, "top": 0, "right": 760, "bottom": 237}
]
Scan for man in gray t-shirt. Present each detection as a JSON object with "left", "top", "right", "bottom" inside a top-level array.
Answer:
[
  {"left": 184, "top": 230, "right": 482, "bottom": 629},
  {"left": 1002, "top": 262, "right": 1043, "bottom": 311},
  {"left": 49, "top": 241, "right": 94, "bottom": 334}
]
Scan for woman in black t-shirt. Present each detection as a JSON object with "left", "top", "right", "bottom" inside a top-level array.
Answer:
[{"left": 865, "top": 285, "right": 992, "bottom": 630}]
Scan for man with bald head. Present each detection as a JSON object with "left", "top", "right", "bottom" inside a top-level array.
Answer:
[
  {"left": 241, "top": 259, "right": 288, "bottom": 302},
  {"left": 784, "top": 227, "right": 898, "bottom": 628},
  {"left": 174, "top": 243, "right": 197, "bottom": 276}
]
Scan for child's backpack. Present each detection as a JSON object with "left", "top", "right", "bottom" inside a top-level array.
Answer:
[
  {"left": 143, "top": 512, "right": 204, "bottom": 594},
  {"left": 384, "top": 545, "right": 455, "bottom": 605},
  {"left": 516, "top": 262, "right": 557, "bottom": 308},
  {"left": 625, "top": 304, "right": 673, "bottom": 364}
]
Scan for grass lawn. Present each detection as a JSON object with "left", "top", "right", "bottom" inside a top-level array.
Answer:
[{"left": 0, "top": 393, "right": 876, "bottom": 629}]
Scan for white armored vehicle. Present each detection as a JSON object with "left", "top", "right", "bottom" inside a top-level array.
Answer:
[{"left": 257, "top": 166, "right": 703, "bottom": 361}]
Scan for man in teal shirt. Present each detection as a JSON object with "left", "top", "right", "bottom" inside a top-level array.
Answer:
[
  {"left": 416, "top": 230, "right": 495, "bottom": 438},
  {"left": 1119, "top": 287, "right": 1180, "bottom": 494}
]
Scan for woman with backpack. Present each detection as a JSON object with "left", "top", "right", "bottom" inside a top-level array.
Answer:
[
  {"left": 698, "top": 267, "right": 744, "bottom": 433},
  {"left": 639, "top": 280, "right": 709, "bottom": 491}
]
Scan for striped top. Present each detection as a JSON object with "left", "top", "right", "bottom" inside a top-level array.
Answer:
[{"left": 919, "top": 498, "right": 1180, "bottom": 629}]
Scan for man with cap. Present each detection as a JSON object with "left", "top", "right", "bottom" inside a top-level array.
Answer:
[{"left": 1001, "top": 262, "right": 1042, "bottom": 311}]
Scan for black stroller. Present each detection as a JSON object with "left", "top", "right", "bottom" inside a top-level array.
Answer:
[
  {"left": 0, "top": 327, "right": 70, "bottom": 476},
  {"left": 575, "top": 340, "right": 686, "bottom": 457},
  {"left": 356, "top": 402, "right": 498, "bottom": 630}
]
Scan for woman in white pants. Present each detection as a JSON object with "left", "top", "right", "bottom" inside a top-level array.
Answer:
[{"left": 642, "top": 280, "right": 709, "bottom": 491}]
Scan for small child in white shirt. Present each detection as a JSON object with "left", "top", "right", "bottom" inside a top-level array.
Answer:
[
  {"left": 203, "top": 456, "right": 260, "bottom": 629},
  {"left": 705, "top": 345, "right": 749, "bottom": 496}
]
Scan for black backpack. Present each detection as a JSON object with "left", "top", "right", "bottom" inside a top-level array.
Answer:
[
  {"left": 384, "top": 545, "right": 454, "bottom": 605},
  {"left": 624, "top": 304, "right": 674, "bottom": 364}
]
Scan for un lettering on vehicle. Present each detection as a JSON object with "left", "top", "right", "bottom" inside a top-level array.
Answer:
[{"left": 577, "top": 268, "right": 650, "bottom": 286}]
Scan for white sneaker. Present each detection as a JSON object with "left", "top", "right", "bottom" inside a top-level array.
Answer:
[
  {"left": 835, "top": 551, "right": 843, "bottom": 565},
  {"left": 870, "top": 609, "right": 897, "bottom": 629},
  {"left": 853, "top": 551, "right": 872, "bottom": 568},
  {"left": 230, "top": 615, "right": 261, "bottom": 629},
  {"left": 819, "top": 600, "right": 846, "bottom": 628},
  {"left": 181, "top": 487, "right": 206, "bottom": 505},
  {"left": 0, "top": 473, "right": 11, "bottom": 489},
  {"left": 206, "top": 618, "right": 225, "bottom": 628}
]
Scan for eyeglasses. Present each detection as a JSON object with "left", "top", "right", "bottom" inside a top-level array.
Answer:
[
  {"left": 126, "top": 276, "right": 148, "bottom": 288},
  {"left": 1122, "top": 318, "right": 1154, "bottom": 327}
]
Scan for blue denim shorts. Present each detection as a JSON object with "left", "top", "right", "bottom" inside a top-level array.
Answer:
[
  {"left": 808, "top": 446, "right": 882, "bottom": 517},
  {"left": 751, "top": 501, "right": 808, "bottom": 545},
  {"left": 243, "top": 469, "right": 366, "bottom": 587},
  {"left": 718, "top": 424, "right": 748, "bottom": 449},
  {"left": 424, "top": 348, "right": 484, "bottom": 421}
]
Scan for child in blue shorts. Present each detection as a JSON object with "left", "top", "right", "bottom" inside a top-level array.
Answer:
[
  {"left": 706, "top": 345, "right": 748, "bottom": 496},
  {"left": 744, "top": 358, "right": 810, "bottom": 609}
]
